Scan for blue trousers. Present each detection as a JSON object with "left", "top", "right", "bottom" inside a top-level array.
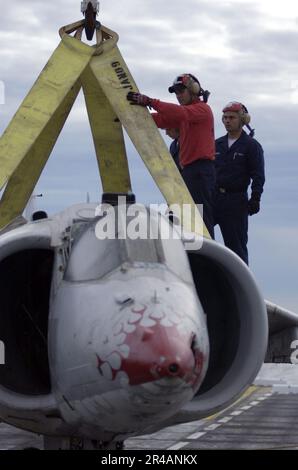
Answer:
[
  {"left": 181, "top": 160, "right": 216, "bottom": 239},
  {"left": 214, "top": 192, "right": 249, "bottom": 265}
]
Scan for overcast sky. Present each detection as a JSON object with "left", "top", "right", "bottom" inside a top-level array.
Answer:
[{"left": 0, "top": 0, "right": 297, "bottom": 310}]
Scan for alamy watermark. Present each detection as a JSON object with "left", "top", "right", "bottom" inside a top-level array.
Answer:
[
  {"left": 95, "top": 198, "right": 204, "bottom": 250},
  {"left": 0, "top": 340, "right": 5, "bottom": 365},
  {"left": 290, "top": 340, "right": 298, "bottom": 364},
  {"left": 0, "top": 80, "right": 5, "bottom": 105}
]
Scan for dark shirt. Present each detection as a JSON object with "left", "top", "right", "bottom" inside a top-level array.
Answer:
[
  {"left": 215, "top": 130, "right": 265, "bottom": 197},
  {"left": 169, "top": 138, "right": 181, "bottom": 171}
]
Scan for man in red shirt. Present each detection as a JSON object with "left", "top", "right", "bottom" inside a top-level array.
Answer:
[{"left": 127, "top": 74, "right": 216, "bottom": 238}]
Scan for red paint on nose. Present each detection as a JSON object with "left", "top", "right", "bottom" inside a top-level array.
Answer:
[{"left": 118, "top": 323, "right": 204, "bottom": 389}]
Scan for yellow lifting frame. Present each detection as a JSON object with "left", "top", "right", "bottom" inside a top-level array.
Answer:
[
  {"left": 0, "top": 20, "right": 210, "bottom": 239},
  {"left": 82, "top": 66, "right": 131, "bottom": 194},
  {"left": 0, "top": 35, "right": 94, "bottom": 228},
  {"left": 88, "top": 44, "right": 210, "bottom": 238},
  {"left": 0, "top": 82, "right": 81, "bottom": 228}
]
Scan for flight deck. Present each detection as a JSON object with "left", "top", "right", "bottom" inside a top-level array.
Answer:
[{"left": 1, "top": 364, "right": 298, "bottom": 450}]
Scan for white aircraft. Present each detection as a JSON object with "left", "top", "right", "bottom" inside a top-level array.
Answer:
[
  {"left": 0, "top": 3, "right": 297, "bottom": 450},
  {"left": 0, "top": 200, "right": 271, "bottom": 449}
]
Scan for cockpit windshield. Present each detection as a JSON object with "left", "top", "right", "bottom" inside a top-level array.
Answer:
[{"left": 64, "top": 207, "right": 192, "bottom": 282}]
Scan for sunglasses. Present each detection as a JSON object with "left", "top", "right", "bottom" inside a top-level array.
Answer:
[{"left": 174, "top": 84, "right": 187, "bottom": 93}]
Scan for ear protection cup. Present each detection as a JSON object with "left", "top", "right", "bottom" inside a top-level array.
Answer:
[
  {"left": 185, "top": 74, "right": 201, "bottom": 95},
  {"left": 241, "top": 113, "right": 251, "bottom": 125},
  {"left": 240, "top": 104, "right": 251, "bottom": 125},
  {"left": 241, "top": 106, "right": 251, "bottom": 125}
]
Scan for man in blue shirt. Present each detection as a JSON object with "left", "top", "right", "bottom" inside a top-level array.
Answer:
[
  {"left": 214, "top": 102, "right": 265, "bottom": 265},
  {"left": 165, "top": 128, "right": 181, "bottom": 172}
]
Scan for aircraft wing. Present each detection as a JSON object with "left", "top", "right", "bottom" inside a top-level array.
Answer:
[
  {"left": 266, "top": 301, "right": 298, "bottom": 363},
  {"left": 266, "top": 301, "right": 298, "bottom": 335}
]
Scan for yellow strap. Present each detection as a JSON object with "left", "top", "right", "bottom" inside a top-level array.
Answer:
[
  {"left": 0, "top": 22, "right": 209, "bottom": 238},
  {"left": 0, "top": 82, "right": 81, "bottom": 229},
  {"left": 0, "top": 35, "right": 94, "bottom": 191},
  {"left": 89, "top": 45, "right": 209, "bottom": 238},
  {"left": 59, "top": 23, "right": 118, "bottom": 57},
  {"left": 82, "top": 66, "right": 131, "bottom": 194}
]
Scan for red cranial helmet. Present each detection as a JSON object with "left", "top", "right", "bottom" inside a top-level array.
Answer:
[
  {"left": 223, "top": 101, "right": 251, "bottom": 125},
  {"left": 222, "top": 101, "right": 255, "bottom": 136}
]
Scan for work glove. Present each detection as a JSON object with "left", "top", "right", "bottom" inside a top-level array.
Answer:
[
  {"left": 127, "top": 92, "right": 152, "bottom": 108},
  {"left": 248, "top": 193, "right": 260, "bottom": 216}
]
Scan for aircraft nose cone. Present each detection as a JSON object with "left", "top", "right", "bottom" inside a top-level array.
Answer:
[{"left": 118, "top": 323, "right": 205, "bottom": 389}]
